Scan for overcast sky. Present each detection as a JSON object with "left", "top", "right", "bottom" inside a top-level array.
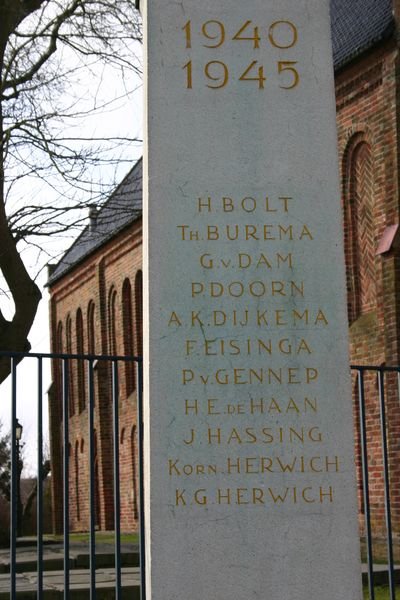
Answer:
[{"left": 0, "top": 57, "right": 143, "bottom": 474}]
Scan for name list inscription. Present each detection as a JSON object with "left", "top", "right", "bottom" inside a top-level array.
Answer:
[{"left": 167, "top": 193, "right": 340, "bottom": 509}]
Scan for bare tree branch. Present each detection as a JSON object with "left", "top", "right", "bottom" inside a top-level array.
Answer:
[{"left": 0, "top": 0, "right": 142, "bottom": 382}]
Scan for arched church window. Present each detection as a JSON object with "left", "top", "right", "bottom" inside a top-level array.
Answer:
[
  {"left": 75, "top": 440, "right": 80, "bottom": 521},
  {"left": 76, "top": 308, "right": 85, "bottom": 412},
  {"left": 122, "top": 278, "right": 135, "bottom": 395},
  {"left": 56, "top": 321, "right": 63, "bottom": 406},
  {"left": 131, "top": 426, "right": 139, "bottom": 520},
  {"left": 135, "top": 271, "right": 143, "bottom": 357},
  {"left": 66, "top": 315, "right": 75, "bottom": 416},
  {"left": 343, "top": 138, "right": 375, "bottom": 322},
  {"left": 87, "top": 300, "right": 96, "bottom": 355},
  {"left": 108, "top": 287, "right": 118, "bottom": 356}
]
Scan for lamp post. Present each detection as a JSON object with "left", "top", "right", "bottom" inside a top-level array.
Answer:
[{"left": 15, "top": 419, "right": 23, "bottom": 538}]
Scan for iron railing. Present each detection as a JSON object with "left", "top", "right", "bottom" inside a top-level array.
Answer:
[
  {"left": 1, "top": 353, "right": 399, "bottom": 598},
  {"left": 352, "top": 365, "right": 400, "bottom": 600},
  {"left": 0, "top": 350, "right": 145, "bottom": 600}
]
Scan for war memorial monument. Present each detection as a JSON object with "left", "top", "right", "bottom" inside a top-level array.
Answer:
[{"left": 143, "top": 1, "right": 362, "bottom": 597}]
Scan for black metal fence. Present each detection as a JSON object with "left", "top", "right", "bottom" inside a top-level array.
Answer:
[
  {"left": 1, "top": 351, "right": 399, "bottom": 598},
  {"left": 352, "top": 365, "right": 400, "bottom": 600},
  {"left": 0, "top": 350, "right": 145, "bottom": 600}
]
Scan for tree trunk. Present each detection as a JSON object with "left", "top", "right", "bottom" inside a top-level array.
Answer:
[{"left": 0, "top": 95, "right": 41, "bottom": 382}]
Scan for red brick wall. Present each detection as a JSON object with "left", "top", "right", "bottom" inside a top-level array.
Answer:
[
  {"left": 336, "top": 40, "right": 400, "bottom": 535},
  {"left": 49, "top": 219, "right": 143, "bottom": 533}
]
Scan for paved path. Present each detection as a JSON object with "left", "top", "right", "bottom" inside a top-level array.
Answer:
[
  {"left": 0, "top": 539, "right": 141, "bottom": 598},
  {"left": 0, "top": 567, "right": 140, "bottom": 599},
  {"left": 0, "top": 539, "right": 398, "bottom": 597},
  {"left": 361, "top": 562, "right": 400, "bottom": 585}
]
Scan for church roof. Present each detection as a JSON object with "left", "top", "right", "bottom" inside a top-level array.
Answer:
[
  {"left": 48, "top": 1, "right": 395, "bottom": 285},
  {"left": 48, "top": 158, "right": 142, "bottom": 285},
  {"left": 331, "top": 0, "right": 394, "bottom": 69}
]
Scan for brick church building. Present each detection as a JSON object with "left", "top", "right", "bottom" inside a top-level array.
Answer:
[
  {"left": 48, "top": 0, "right": 400, "bottom": 535},
  {"left": 48, "top": 159, "right": 143, "bottom": 532}
]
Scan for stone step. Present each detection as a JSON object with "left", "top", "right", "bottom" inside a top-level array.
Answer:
[
  {"left": 361, "top": 563, "right": 400, "bottom": 586},
  {"left": 0, "top": 561, "right": 398, "bottom": 597},
  {"left": 0, "top": 548, "right": 139, "bottom": 574},
  {"left": 0, "top": 566, "right": 141, "bottom": 599}
]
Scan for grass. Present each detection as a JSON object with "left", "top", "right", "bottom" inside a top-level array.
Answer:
[
  {"left": 361, "top": 537, "right": 400, "bottom": 599},
  {"left": 364, "top": 585, "right": 400, "bottom": 599},
  {"left": 48, "top": 531, "right": 139, "bottom": 544}
]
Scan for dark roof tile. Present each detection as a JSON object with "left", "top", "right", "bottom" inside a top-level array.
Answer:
[
  {"left": 331, "top": 0, "right": 394, "bottom": 69},
  {"left": 48, "top": 158, "right": 142, "bottom": 285}
]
